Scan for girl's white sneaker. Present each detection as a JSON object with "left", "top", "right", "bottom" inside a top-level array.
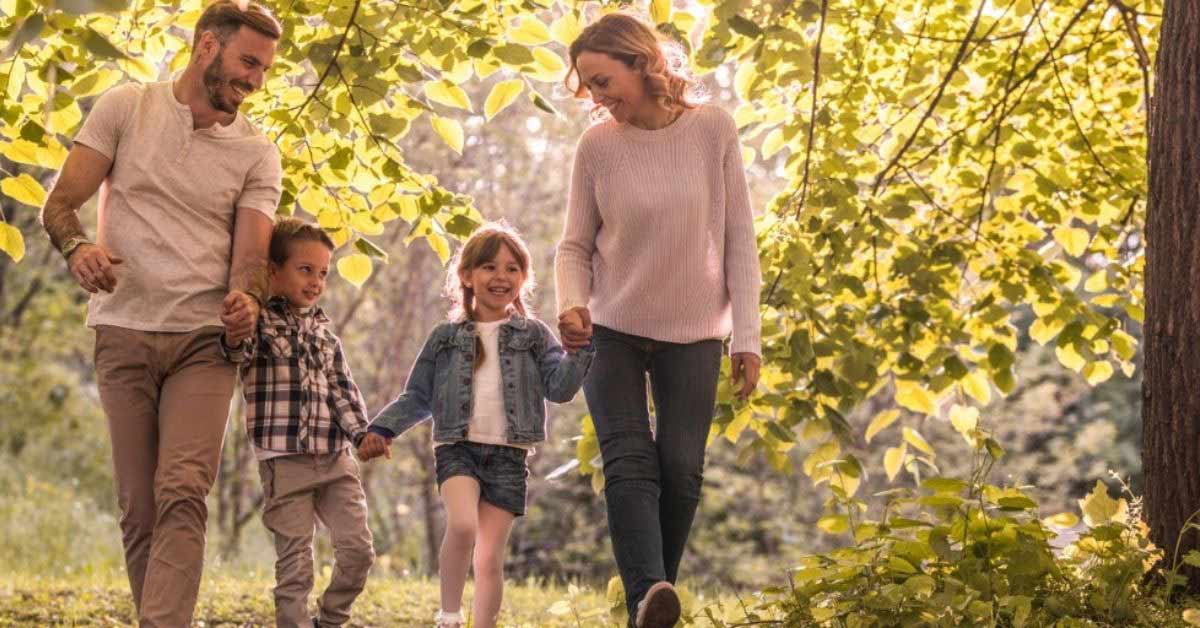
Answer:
[{"left": 434, "top": 609, "right": 466, "bottom": 628}]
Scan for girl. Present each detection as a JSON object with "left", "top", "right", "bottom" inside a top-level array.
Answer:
[
  {"left": 554, "top": 11, "right": 763, "bottom": 628},
  {"left": 358, "top": 222, "right": 593, "bottom": 628}
]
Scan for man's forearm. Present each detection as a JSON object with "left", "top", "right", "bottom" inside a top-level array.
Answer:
[
  {"left": 40, "top": 195, "right": 87, "bottom": 251},
  {"left": 229, "top": 258, "right": 268, "bottom": 302}
]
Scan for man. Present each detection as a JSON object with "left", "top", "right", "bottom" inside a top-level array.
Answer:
[{"left": 39, "top": 2, "right": 283, "bottom": 624}]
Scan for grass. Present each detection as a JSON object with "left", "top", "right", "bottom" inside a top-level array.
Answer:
[{"left": 0, "top": 570, "right": 764, "bottom": 627}]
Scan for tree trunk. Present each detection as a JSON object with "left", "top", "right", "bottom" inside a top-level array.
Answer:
[{"left": 1143, "top": 0, "right": 1200, "bottom": 592}]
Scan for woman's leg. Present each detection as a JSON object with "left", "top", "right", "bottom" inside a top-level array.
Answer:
[
  {"left": 649, "top": 338, "right": 723, "bottom": 584},
  {"left": 471, "top": 500, "right": 516, "bottom": 628},
  {"left": 439, "top": 476, "right": 481, "bottom": 616},
  {"left": 583, "top": 326, "right": 663, "bottom": 622}
]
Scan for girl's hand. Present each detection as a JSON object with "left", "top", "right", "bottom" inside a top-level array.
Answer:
[
  {"left": 358, "top": 433, "right": 392, "bottom": 461},
  {"left": 730, "top": 352, "right": 761, "bottom": 400},
  {"left": 558, "top": 307, "right": 593, "bottom": 354}
]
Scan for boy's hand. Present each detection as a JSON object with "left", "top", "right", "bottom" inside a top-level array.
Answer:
[
  {"left": 558, "top": 307, "right": 592, "bottom": 354},
  {"left": 358, "top": 432, "right": 392, "bottom": 461}
]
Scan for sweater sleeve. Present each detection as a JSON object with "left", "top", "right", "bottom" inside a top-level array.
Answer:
[
  {"left": 554, "top": 131, "right": 601, "bottom": 316},
  {"left": 719, "top": 111, "right": 763, "bottom": 357}
]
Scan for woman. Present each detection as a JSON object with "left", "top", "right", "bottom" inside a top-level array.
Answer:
[{"left": 554, "top": 12, "right": 763, "bottom": 628}]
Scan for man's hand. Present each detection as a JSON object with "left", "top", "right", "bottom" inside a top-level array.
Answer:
[
  {"left": 221, "top": 290, "right": 260, "bottom": 346},
  {"left": 68, "top": 243, "right": 123, "bottom": 293},
  {"left": 558, "top": 306, "right": 593, "bottom": 354},
  {"left": 730, "top": 352, "right": 761, "bottom": 401},
  {"left": 357, "top": 432, "right": 392, "bottom": 461}
]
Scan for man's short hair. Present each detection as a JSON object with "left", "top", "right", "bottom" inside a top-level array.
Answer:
[{"left": 193, "top": 0, "right": 282, "bottom": 49}]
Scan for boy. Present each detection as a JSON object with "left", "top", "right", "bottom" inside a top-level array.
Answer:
[{"left": 221, "top": 218, "right": 375, "bottom": 628}]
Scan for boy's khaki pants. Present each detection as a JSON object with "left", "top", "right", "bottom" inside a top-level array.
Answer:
[
  {"left": 94, "top": 325, "right": 235, "bottom": 627},
  {"left": 258, "top": 449, "right": 375, "bottom": 627}
]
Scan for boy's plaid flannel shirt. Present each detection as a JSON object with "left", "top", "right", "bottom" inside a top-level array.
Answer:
[{"left": 220, "top": 296, "right": 369, "bottom": 454}]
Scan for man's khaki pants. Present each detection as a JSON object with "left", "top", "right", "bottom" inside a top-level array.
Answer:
[
  {"left": 258, "top": 450, "right": 375, "bottom": 627},
  {"left": 94, "top": 325, "right": 235, "bottom": 627}
]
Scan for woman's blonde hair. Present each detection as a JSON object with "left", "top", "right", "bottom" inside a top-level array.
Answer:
[
  {"left": 445, "top": 222, "right": 536, "bottom": 366},
  {"left": 565, "top": 12, "right": 707, "bottom": 121}
]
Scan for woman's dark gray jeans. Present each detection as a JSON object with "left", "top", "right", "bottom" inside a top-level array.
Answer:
[{"left": 583, "top": 325, "right": 723, "bottom": 623}]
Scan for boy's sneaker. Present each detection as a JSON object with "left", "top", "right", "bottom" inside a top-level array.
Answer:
[
  {"left": 434, "top": 609, "right": 466, "bottom": 628},
  {"left": 635, "top": 581, "right": 681, "bottom": 628}
]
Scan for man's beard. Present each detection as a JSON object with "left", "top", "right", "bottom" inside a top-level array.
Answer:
[{"left": 202, "top": 50, "right": 252, "bottom": 115}]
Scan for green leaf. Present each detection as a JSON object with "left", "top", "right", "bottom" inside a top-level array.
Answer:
[
  {"left": 484, "top": 79, "right": 524, "bottom": 121},
  {"left": 1, "top": 173, "right": 46, "bottom": 207},
  {"left": 0, "top": 222, "right": 25, "bottom": 262},
  {"left": 864, "top": 409, "right": 900, "bottom": 443},
  {"left": 430, "top": 116, "right": 464, "bottom": 154},
  {"left": 530, "top": 91, "right": 559, "bottom": 116},
  {"left": 336, "top": 253, "right": 372, "bottom": 288},
  {"left": 728, "top": 15, "right": 763, "bottom": 38},
  {"left": 2, "top": 13, "right": 43, "bottom": 61},
  {"left": 817, "top": 514, "right": 849, "bottom": 535},
  {"left": 353, "top": 237, "right": 389, "bottom": 262}
]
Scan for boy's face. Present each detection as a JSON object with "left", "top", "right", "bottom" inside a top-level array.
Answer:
[{"left": 269, "top": 240, "right": 332, "bottom": 310}]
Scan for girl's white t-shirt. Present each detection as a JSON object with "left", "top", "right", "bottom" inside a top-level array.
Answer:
[{"left": 468, "top": 318, "right": 530, "bottom": 450}]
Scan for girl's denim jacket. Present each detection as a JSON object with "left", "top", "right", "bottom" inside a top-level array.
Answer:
[{"left": 367, "top": 313, "right": 594, "bottom": 445}]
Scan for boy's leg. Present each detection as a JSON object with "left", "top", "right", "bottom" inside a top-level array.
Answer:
[
  {"left": 139, "top": 326, "right": 236, "bottom": 627},
  {"left": 260, "top": 456, "right": 320, "bottom": 628},
  {"left": 314, "top": 450, "right": 375, "bottom": 626},
  {"left": 471, "top": 500, "right": 516, "bottom": 628}
]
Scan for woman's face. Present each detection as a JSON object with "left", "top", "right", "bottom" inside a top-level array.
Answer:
[{"left": 574, "top": 50, "right": 647, "bottom": 124}]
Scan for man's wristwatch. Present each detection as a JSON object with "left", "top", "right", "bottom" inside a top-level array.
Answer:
[{"left": 60, "top": 236, "right": 90, "bottom": 261}]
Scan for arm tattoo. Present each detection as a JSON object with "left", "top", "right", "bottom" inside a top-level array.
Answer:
[
  {"left": 39, "top": 193, "right": 88, "bottom": 251},
  {"left": 229, "top": 257, "right": 268, "bottom": 302}
]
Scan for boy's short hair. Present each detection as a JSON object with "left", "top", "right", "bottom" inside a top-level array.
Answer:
[
  {"left": 269, "top": 217, "right": 335, "bottom": 265},
  {"left": 193, "top": 0, "right": 283, "bottom": 49}
]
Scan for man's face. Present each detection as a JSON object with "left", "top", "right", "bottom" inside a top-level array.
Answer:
[{"left": 201, "top": 26, "right": 277, "bottom": 114}]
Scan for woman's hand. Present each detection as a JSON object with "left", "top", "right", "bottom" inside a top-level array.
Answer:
[
  {"left": 357, "top": 432, "right": 392, "bottom": 461},
  {"left": 730, "top": 352, "right": 761, "bottom": 400},
  {"left": 558, "top": 306, "right": 593, "bottom": 354}
]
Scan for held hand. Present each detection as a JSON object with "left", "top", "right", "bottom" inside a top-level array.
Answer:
[
  {"left": 221, "top": 291, "right": 260, "bottom": 344},
  {"left": 730, "top": 352, "right": 761, "bottom": 401},
  {"left": 68, "top": 244, "right": 123, "bottom": 294},
  {"left": 358, "top": 433, "right": 392, "bottom": 461},
  {"left": 557, "top": 306, "right": 593, "bottom": 354}
]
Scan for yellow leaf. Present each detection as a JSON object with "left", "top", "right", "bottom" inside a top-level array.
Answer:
[
  {"left": 817, "top": 514, "right": 848, "bottom": 535},
  {"left": 336, "top": 253, "right": 372, "bottom": 288},
  {"left": 424, "top": 80, "right": 472, "bottom": 111},
  {"left": 3, "top": 138, "right": 41, "bottom": 167},
  {"left": 762, "top": 128, "right": 785, "bottom": 159},
  {"left": 1042, "top": 512, "right": 1080, "bottom": 529},
  {"left": 1030, "top": 317, "right": 1065, "bottom": 345},
  {"left": 864, "top": 409, "right": 900, "bottom": 443},
  {"left": 318, "top": 209, "right": 344, "bottom": 230},
  {"left": 902, "top": 427, "right": 935, "bottom": 456},
  {"left": 724, "top": 404, "right": 751, "bottom": 443},
  {"left": 508, "top": 17, "right": 552, "bottom": 45},
  {"left": 741, "top": 146, "right": 755, "bottom": 165},
  {"left": 1184, "top": 609, "right": 1200, "bottom": 627},
  {"left": 949, "top": 405, "right": 978, "bottom": 443},
  {"left": 484, "top": 79, "right": 524, "bottom": 121},
  {"left": 802, "top": 440, "right": 840, "bottom": 478},
  {"left": 884, "top": 444, "right": 907, "bottom": 481},
  {"left": 961, "top": 370, "right": 992, "bottom": 405},
  {"left": 36, "top": 139, "right": 69, "bottom": 169},
  {"left": 894, "top": 380, "right": 936, "bottom": 415},
  {"left": 550, "top": 12, "right": 583, "bottom": 46},
  {"left": 1053, "top": 225, "right": 1090, "bottom": 257},
  {"left": 349, "top": 212, "right": 384, "bottom": 235},
  {"left": 1, "top": 174, "right": 46, "bottom": 207},
  {"left": 297, "top": 186, "right": 326, "bottom": 216},
  {"left": 0, "top": 222, "right": 25, "bottom": 262},
  {"left": 650, "top": 0, "right": 671, "bottom": 24},
  {"left": 1084, "top": 270, "right": 1107, "bottom": 293},
  {"left": 48, "top": 99, "right": 83, "bottom": 134},
  {"left": 526, "top": 47, "right": 567, "bottom": 82},
  {"left": 1083, "top": 361, "right": 1114, "bottom": 385},
  {"left": 1055, "top": 344, "right": 1086, "bottom": 372},
  {"left": 1078, "top": 480, "right": 1127, "bottom": 526},
  {"left": 473, "top": 57, "right": 502, "bottom": 80},
  {"left": 430, "top": 116, "right": 464, "bottom": 154},
  {"left": 426, "top": 231, "right": 451, "bottom": 263}
]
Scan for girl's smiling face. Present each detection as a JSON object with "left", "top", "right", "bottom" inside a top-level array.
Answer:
[{"left": 461, "top": 242, "right": 526, "bottom": 322}]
